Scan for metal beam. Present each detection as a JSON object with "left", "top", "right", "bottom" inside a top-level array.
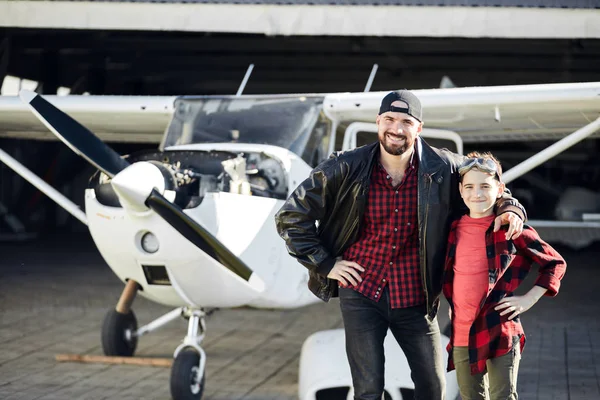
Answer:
[
  {"left": 20, "top": 53, "right": 599, "bottom": 72},
  {"left": 38, "top": 50, "right": 59, "bottom": 95},
  {"left": 97, "top": 70, "right": 600, "bottom": 93},
  {"left": 235, "top": 64, "right": 254, "bottom": 97},
  {"left": 10, "top": 33, "right": 600, "bottom": 56},
  {"left": 503, "top": 117, "right": 600, "bottom": 184},
  {"left": 364, "top": 64, "right": 378, "bottom": 92},
  {"left": 0, "top": 36, "right": 9, "bottom": 86}
]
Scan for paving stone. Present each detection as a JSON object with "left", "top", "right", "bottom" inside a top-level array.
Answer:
[{"left": 1, "top": 234, "right": 599, "bottom": 399}]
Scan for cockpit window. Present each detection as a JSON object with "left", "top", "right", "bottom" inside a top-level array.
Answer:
[{"left": 162, "top": 96, "right": 327, "bottom": 163}]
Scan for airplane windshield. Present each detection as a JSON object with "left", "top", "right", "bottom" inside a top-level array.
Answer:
[{"left": 162, "top": 96, "right": 327, "bottom": 160}]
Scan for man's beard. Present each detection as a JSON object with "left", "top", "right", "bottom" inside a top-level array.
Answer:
[{"left": 380, "top": 131, "right": 411, "bottom": 156}]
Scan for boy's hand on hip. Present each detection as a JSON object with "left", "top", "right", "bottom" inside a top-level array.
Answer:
[
  {"left": 494, "top": 212, "right": 524, "bottom": 240},
  {"left": 327, "top": 260, "right": 365, "bottom": 287},
  {"left": 495, "top": 285, "right": 547, "bottom": 320},
  {"left": 495, "top": 294, "right": 536, "bottom": 320}
]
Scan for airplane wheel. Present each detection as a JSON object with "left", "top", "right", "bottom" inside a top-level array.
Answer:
[
  {"left": 101, "top": 309, "right": 138, "bottom": 357},
  {"left": 170, "top": 348, "right": 205, "bottom": 400}
]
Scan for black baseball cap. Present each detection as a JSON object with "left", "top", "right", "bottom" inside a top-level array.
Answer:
[{"left": 378, "top": 90, "right": 422, "bottom": 122}]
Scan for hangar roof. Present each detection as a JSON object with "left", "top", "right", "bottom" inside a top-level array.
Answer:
[
  {"left": 2, "top": 0, "right": 599, "bottom": 38},
  {"left": 46, "top": 0, "right": 599, "bottom": 7}
]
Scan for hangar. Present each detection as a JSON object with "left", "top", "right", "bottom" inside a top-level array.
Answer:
[
  {"left": 0, "top": 0, "right": 599, "bottom": 236},
  {"left": 1, "top": 0, "right": 600, "bottom": 95}
]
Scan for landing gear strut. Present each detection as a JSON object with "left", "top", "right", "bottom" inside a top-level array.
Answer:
[
  {"left": 170, "top": 309, "right": 207, "bottom": 400},
  {"left": 101, "top": 280, "right": 208, "bottom": 399},
  {"left": 101, "top": 279, "right": 139, "bottom": 356}
]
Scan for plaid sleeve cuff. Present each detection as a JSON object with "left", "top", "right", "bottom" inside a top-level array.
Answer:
[{"left": 534, "top": 274, "right": 561, "bottom": 297}]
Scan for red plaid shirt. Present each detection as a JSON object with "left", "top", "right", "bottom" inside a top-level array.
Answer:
[
  {"left": 342, "top": 152, "right": 424, "bottom": 309},
  {"left": 443, "top": 221, "right": 566, "bottom": 374}
]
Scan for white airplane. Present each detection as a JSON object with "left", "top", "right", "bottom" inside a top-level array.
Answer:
[{"left": 0, "top": 81, "right": 599, "bottom": 400}]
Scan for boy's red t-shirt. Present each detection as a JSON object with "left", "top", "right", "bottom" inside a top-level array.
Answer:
[{"left": 452, "top": 214, "right": 495, "bottom": 346}]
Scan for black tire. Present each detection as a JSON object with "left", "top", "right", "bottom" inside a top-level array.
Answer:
[
  {"left": 170, "top": 348, "right": 205, "bottom": 400},
  {"left": 101, "top": 309, "right": 138, "bottom": 357}
]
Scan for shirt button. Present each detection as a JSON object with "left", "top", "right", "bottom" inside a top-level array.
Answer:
[
  {"left": 382, "top": 279, "right": 386, "bottom": 283},
  {"left": 395, "top": 191, "right": 398, "bottom": 194},
  {"left": 395, "top": 209, "right": 398, "bottom": 213},
  {"left": 386, "top": 175, "right": 390, "bottom": 179},
  {"left": 374, "top": 294, "right": 379, "bottom": 298},
  {"left": 407, "top": 222, "right": 411, "bottom": 226},
  {"left": 389, "top": 262, "right": 393, "bottom": 265},
  {"left": 394, "top": 228, "right": 398, "bottom": 232},
  {"left": 392, "top": 246, "right": 396, "bottom": 250},
  {"left": 377, "top": 288, "right": 381, "bottom": 292}
]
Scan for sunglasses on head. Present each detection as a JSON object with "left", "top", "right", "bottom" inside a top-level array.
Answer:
[{"left": 458, "top": 158, "right": 500, "bottom": 178}]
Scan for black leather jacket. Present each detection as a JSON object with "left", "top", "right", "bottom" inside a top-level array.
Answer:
[{"left": 275, "top": 139, "right": 526, "bottom": 319}]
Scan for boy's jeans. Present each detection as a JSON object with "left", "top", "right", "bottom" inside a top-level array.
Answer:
[{"left": 453, "top": 345, "right": 520, "bottom": 400}]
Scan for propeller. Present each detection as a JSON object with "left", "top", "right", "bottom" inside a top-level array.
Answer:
[
  {"left": 146, "top": 189, "right": 253, "bottom": 282},
  {"left": 19, "top": 90, "right": 130, "bottom": 177},
  {"left": 20, "top": 90, "right": 261, "bottom": 288}
]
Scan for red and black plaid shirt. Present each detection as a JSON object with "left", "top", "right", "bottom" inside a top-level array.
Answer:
[
  {"left": 443, "top": 222, "right": 566, "bottom": 375},
  {"left": 342, "top": 152, "right": 424, "bottom": 309}
]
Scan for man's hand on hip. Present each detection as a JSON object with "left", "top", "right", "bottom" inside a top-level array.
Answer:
[
  {"left": 494, "top": 212, "right": 524, "bottom": 240},
  {"left": 327, "top": 260, "right": 365, "bottom": 287}
]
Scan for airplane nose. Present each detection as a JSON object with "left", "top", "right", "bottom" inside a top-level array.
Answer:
[{"left": 111, "top": 162, "right": 166, "bottom": 212}]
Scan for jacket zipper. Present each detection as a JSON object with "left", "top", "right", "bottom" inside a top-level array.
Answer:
[{"left": 422, "top": 172, "right": 433, "bottom": 315}]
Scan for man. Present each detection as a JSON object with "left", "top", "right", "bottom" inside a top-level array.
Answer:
[{"left": 275, "top": 90, "right": 526, "bottom": 400}]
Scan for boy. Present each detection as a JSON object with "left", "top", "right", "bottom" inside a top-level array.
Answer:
[{"left": 443, "top": 152, "right": 567, "bottom": 400}]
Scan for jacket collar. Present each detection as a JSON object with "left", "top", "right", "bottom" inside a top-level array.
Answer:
[
  {"left": 417, "top": 137, "right": 447, "bottom": 175},
  {"left": 364, "top": 137, "right": 446, "bottom": 176},
  {"left": 364, "top": 142, "right": 380, "bottom": 179}
]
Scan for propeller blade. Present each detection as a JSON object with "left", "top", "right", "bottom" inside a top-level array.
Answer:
[
  {"left": 19, "top": 90, "right": 130, "bottom": 177},
  {"left": 145, "top": 189, "right": 256, "bottom": 283}
]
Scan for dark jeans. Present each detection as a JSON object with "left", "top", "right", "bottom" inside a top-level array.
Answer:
[{"left": 339, "top": 286, "right": 446, "bottom": 400}]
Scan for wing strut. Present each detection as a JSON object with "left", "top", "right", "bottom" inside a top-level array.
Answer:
[
  {"left": 503, "top": 117, "right": 600, "bottom": 184},
  {"left": 0, "top": 148, "right": 88, "bottom": 225}
]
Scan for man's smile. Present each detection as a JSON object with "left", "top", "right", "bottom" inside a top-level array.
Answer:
[{"left": 386, "top": 133, "right": 406, "bottom": 144}]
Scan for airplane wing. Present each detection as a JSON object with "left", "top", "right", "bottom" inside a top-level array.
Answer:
[
  {"left": 3, "top": 82, "right": 599, "bottom": 144},
  {"left": 0, "top": 94, "right": 176, "bottom": 143},
  {"left": 324, "top": 81, "right": 600, "bottom": 143}
]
